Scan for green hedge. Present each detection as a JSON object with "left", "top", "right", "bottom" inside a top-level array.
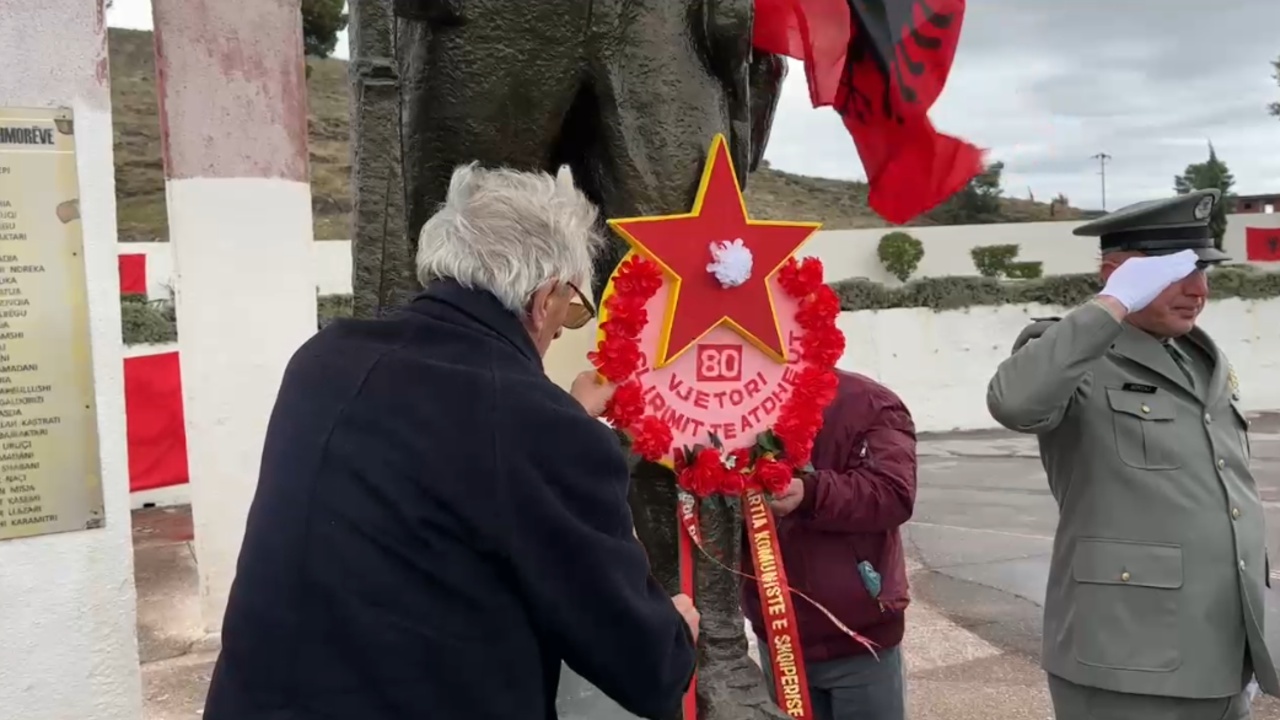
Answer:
[
  {"left": 121, "top": 294, "right": 177, "bottom": 345},
  {"left": 118, "top": 266, "right": 1280, "bottom": 344},
  {"left": 832, "top": 265, "right": 1280, "bottom": 312},
  {"left": 120, "top": 293, "right": 355, "bottom": 345}
]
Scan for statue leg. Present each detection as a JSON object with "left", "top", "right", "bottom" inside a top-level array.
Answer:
[
  {"left": 578, "top": 1, "right": 788, "bottom": 717},
  {"left": 395, "top": 1, "right": 591, "bottom": 303}
]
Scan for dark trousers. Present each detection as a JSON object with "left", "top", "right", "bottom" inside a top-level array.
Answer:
[{"left": 760, "top": 645, "right": 906, "bottom": 720}]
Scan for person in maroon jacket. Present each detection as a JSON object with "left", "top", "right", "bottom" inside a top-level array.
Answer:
[{"left": 742, "top": 369, "right": 918, "bottom": 720}]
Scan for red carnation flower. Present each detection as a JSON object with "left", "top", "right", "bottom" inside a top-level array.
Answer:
[
  {"left": 789, "top": 365, "right": 838, "bottom": 408},
  {"left": 612, "top": 255, "right": 664, "bottom": 298},
  {"left": 604, "top": 380, "right": 646, "bottom": 428},
  {"left": 678, "top": 448, "right": 726, "bottom": 498},
  {"left": 589, "top": 334, "right": 643, "bottom": 382},
  {"left": 602, "top": 293, "right": 649, "bottom": 339},
  {"left": 719, "top": 467, "right": 747, "bottom": 496},
  {"left": 754, "top": 457, "right": 794, "bottom": 495},
  {"left": 630, "top": 416, "right": 672, "bottom": 461},
  {"left": 726, "top": 447, "right": 752, "bottom": 471},
  {"left": 800, "top": 326, "right": 845, "bottom": 368},
  {"left": 796, "top": 285, "right": 840, "bottom": 331},
  {"left": 774, "top": 420, "right": 817, "bottom": 467},
  {"left": 778, "top": 257, "right": 825, "bottom": 299}
]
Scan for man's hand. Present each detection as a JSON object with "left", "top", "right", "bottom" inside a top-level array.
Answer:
[
  {"left": 1099, "top": 250, "right": 1198, "bottom": 314},
  {"left": 570, "top": 371, "right": 616, "bottom": 418},
  {"left": 768, "top": 477, "right": 805, "bottom": 516},
  {"left": 671, "top": 593, "right": 700, "bottom": 643}
]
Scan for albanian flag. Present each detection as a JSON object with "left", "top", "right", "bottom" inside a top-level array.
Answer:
[{"left": 753, "top": 0, "right": 984, "bottom": 224}]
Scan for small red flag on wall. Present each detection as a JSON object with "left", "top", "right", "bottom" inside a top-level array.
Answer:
[
  {"left": 119, "top": 253, "right": 147, "bottom": 295},
  {"left": 1245, "top": 227, "right": 1280, "bottom": 262}
]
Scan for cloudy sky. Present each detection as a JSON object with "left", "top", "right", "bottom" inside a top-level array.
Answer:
[{"left": 109, "top": 0, "right": 1280, "bottom": 211}]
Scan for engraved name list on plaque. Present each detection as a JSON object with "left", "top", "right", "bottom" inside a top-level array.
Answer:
[{"left": 0, "top": 107, "right": 105, "bottom": 542}]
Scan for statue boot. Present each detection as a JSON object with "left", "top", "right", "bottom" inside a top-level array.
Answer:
[
  {"left": 631, "top": 462, "right": 787, "bottom": 720},
  {"left": 692, "top": 493, "right": 789, "bottom": 720}
]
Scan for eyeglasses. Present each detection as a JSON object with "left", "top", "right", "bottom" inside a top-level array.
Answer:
[{"left": 562, "top": 282, "right": 597, "bottom": 330}]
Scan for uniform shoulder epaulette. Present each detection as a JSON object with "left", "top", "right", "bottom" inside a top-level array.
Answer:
[{"left": 1012, "top": 317, "right": 1061, "bottom": 353}]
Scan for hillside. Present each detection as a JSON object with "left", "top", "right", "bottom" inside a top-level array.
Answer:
[{"left": 108, "top": 28, "right": 1081, "bottom": 242}]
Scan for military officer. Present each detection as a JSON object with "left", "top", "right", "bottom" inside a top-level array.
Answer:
[{"left": 987, "top": 188, "right": 1277, "bottom": 720}]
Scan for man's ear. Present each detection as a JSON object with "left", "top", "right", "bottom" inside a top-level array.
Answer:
[{"left": 526, "top": 282, "right": 557, "bottom": 330}]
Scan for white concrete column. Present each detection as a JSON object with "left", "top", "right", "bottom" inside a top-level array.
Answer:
[
  {"left": 151, "top": 0, "right": 318, "bottom": 634},
  {"left": 0, "top": 1, "right": 144, "bottom": 718}
]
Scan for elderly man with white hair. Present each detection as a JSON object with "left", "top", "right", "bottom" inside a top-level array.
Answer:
[{"left": 202, "top": 164, "right": 700, "bottom": 720}]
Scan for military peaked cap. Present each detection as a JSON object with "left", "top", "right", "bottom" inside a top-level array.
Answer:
[{"left": 1072, "top": 188, "right": 1229, "bottom": 263}]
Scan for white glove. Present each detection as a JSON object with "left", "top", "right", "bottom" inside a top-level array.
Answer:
[{"left": 1099, "top": 250, "right": 1199, "bottom": 312}]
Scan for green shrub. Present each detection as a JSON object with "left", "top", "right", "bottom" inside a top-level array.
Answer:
[
  {"left": 120, "top": 294, "right": 178, "bottom": 345},
  {"left": 1005, "top": 261, "right": 1044, "bottom": 280},
  {"left": 317, "top": 294, "right": 353, "bottom": 328},
  {"left": 970, "top": 244, "right": 1021, "bottom": 277},
  {"left": 1205, "top": 264, "right": 1280, "bottom": 299},
  {"left": 876, "top": 231, "right": 925, "bottom": 282}
]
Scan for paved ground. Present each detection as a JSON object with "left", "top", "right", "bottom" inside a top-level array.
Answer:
[{"left": 134, "top": 413, "right": 1280, "bottom": 719}]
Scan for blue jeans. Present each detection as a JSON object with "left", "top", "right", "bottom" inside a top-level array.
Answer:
[{"left": 759, "top": 645, "right": 905, "bottom": 720}]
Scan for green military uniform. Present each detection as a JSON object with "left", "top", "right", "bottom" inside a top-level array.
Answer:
[{"left": 986, "top": 189, "right": 1276, "bottom": 719}]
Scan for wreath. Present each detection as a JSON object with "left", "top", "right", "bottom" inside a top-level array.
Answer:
[{"left": 589, "top": 254, "right": 844, "bottom": 498}]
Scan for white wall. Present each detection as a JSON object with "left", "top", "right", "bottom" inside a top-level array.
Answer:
[
  {"left": 128, "top": 293, "right": 1280, "bottom": 514},
  {"left": 0, "top": 1, "right": 144, "bottom": 718},
  {"left": 542, "top": 296, "right": 1280, "bottom": 435},
  {"left": 123, "top": 213, "right": 1280, "bottom": 511},
  {"left": 117, "top": 212, "right": 1280, "bottom": 298},
  {"left": 837, "top": 298, "right": 1280, "bottom": 433}
]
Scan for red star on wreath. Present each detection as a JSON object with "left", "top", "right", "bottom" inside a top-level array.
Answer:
[{"left": 608, "top": 135, "right": 821, "bottom": 367}]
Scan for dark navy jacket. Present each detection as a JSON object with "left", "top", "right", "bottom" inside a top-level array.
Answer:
[{"left": 203, "top": 280, "right": 695, "bottom": 720}]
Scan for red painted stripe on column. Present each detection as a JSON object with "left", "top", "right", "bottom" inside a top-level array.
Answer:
[
  {"left": 125, "top": 352, "right": 190, "bottom": 492},
  {"left": 118, "top": 253, "right": 147, "bottom": 295},
  {"left": 150, "top": 0, "right": 309, "bottom": 181}
]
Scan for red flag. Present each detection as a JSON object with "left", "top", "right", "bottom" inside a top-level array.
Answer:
[
  {"left": 753, "top": 0, "right": 984, "bottom": 224},
  {"left": 125, "top": 352, "right": 190, "bottom": 492},
  {"left": 1245, "top": 226, "right": 1280, "bottom": 262},
  {"left": 119, "top": 253, "right": 147, "bottom": 295}
]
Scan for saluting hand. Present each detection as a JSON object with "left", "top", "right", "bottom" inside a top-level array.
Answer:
[{"left": 1099, "top": 249, "right": 1199, "bottom": 313}]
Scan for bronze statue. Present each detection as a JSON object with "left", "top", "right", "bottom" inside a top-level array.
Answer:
[{"left": 348, "top": 0, "right": 789, "bottom": 717}]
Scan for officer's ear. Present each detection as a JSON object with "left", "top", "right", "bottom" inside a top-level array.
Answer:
[{"left": 1099, "top": 251, "right": 1133, "bottom": 281}]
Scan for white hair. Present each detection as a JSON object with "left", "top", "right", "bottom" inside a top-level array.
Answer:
[{"left": 415, "top": 163, "right": 605, "bottom": 314}]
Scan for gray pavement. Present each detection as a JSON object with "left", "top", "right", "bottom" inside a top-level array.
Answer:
[{"left": 135, "top": 413, "right": 1280, "bottom": 718}]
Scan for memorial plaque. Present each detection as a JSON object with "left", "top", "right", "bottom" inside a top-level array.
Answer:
[{"left": 0, "top": 107, "right": 105, "bottom": 542}]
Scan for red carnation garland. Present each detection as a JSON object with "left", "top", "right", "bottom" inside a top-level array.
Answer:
[
  {"left": 592, "top": 254, "right": 843, "bottom": 495},
  {"left": 590, "top": 255, "right": 672, "bottom": 458}
]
